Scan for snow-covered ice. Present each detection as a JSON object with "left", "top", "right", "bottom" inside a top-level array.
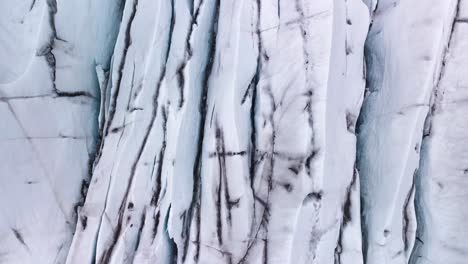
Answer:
[{"left": 1, "top": 0, "right": 467, "bottom": 263}]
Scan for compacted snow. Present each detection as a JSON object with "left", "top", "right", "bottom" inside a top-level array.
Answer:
[{"left": 0, "top": 0, "right": 467, "bottom": 264}]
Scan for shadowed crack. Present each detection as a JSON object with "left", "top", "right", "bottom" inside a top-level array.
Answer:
[
  {"left": 175, "top": 0, "right": 210, "bottom": 109},
  {"left": 29, "top": 0, "right": 36, "bottom": 11},
  {"left": 97, "top": 2, "right": 141, "bottom": 263},
  {"left": 409, "top": 2, "right": 463, "bottom": 262},
  {"left": 334, "top": 168, "right": 358, "bottom": 264},
  {"left": 209, "top": 151, "right": 247, "bottom": 158},
  {"left": 133, "top": 207, "right": 147, "bottom": 255},
  {"left": 180, "top": 0, "right": 221, "bottom": 262},
  {"left": 55, "top": 90, "right": 95, "bottom": 98},
  {"left": 11, "top": 228, "right": 30, "bottom": 252},
  {"left": 403, "top": 170, "right": 416, "bottom": 253},
  {"left": 103, "top": 0, "right": 139, "bottom": 137}
]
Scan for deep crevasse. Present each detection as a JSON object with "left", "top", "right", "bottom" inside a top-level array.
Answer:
[{"left": 0, "top": 0, "right": 467, "bottom": 264}]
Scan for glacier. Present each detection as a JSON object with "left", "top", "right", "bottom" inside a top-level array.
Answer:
[{"left": 0, "top": 0, "right": 467, "bottom": 264}]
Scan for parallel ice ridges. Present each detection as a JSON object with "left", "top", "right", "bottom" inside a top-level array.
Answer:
[
  {"left": 66, "top": 0, "right": 369, "bottom": 263},
  {"left": 66, "top": 0, "right": 221, "bottom": 262},
  {"left": 180, "top": 0, "right": 221, "bottom": 262},
  {"left": 410, "top": 0, "right": 468, "bottom": 263},
  {"left": 67, "top": 0, "right": 169, "bottom": 262},
  {"left": 3, "top": 0, "right": 468, "bottom": 263},
  {"left": 358, "top": 0, "right": 461, "bottom": 263}
]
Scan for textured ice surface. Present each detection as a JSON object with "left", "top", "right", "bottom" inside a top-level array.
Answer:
[{"left": 1, "top": 0, "right": 467, "bottom": 264}]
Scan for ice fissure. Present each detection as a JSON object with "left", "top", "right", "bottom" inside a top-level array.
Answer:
[{"left": 1, "top": 0, "right": 468, "bottom": 263}]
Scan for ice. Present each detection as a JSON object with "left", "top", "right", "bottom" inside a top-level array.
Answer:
[{"left": 1, "top": 0, "right": 467, "bottom": 263}]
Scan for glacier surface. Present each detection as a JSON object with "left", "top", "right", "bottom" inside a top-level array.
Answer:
[{"left": 0, "top": 0, "right": 467, "bottom": 263}]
